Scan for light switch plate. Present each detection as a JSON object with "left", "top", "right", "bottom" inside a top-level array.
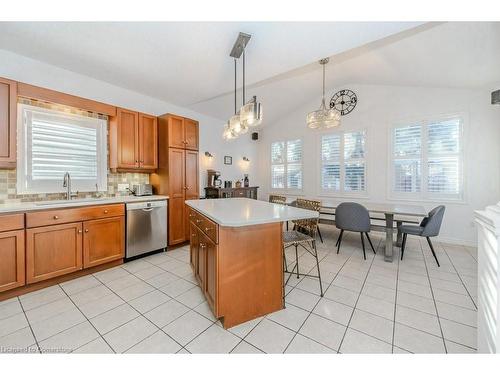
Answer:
[{"left": 118, "top": 183, "right": 130, "bottom": 192}]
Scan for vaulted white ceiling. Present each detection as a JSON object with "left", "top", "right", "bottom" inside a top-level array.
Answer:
[{"left": 0, "top": 22, "right": 498, "bottom": 124}]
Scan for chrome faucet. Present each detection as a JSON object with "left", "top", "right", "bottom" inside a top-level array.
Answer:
[{"left": 62, "top": 172, "right": 77, "bottom": 200}]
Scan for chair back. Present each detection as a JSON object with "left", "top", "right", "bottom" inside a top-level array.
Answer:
[
  {"left": 293, "top": 198, "right": 321, "bottom": 236},
  {"left": 269, "top": 194, "right": 287, "bottom": 205},
  {"left": 421, "top": 205, "right": 445, "bottom": 237},
  {"left": 335, "top": 202, "right": 371, "bottom": 232}
]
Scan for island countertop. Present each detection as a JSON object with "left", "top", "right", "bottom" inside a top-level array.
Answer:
[{"left": 185, "top": 197, "right": 318, "bottom": 227}]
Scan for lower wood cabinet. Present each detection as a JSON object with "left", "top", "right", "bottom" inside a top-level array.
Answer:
[
  {"left": 0, "top": 230, "right": 25, "bottom": 293},
  {"left": 26, "top": 222, "right": 83, "bottom": 284},
  {"left": 203, "top": 232, "right": 217, "bottom": 311},
  {"left": 83, "top": 216, "right": 124, "bottom": 268}
]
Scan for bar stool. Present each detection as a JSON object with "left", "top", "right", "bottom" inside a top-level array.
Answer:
[{"left": 283, "top": 198, "right": 324, "bottom": 297}]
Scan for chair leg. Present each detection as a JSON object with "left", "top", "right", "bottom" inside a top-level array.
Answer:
[
  {"left": 400, "top": 233, "right": 407, "bottom": 260},
  {"left": 365, "top": 233, "right": 376, "bottom": 254},
  {"left": 312, "top": 240, "right": 324, "bottom": 297},
  {"left": 426, "top": 237, "right": 440, "bottom": 267},
  {"left": 360, "top": 232, "right": 366, "bottom": 260},
  {"left": 283, "top": 249, "right": 288, "bottom": 272},
  {"left": 317, "top": 226, "right": 324, "bottom": 243},
  {"left": 336, "top": 230, "right": 344, "bottom": 254},
  {"left": 294, "top": 244, "right": 300, "bottom": 279}
]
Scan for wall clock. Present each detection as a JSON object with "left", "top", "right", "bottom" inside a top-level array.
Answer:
[{"left": 330, "top": 89, "right": 357, "bottom": 116}]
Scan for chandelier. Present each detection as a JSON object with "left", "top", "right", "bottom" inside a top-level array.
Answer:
[
  {"left": 223, "top": 32, "right": 263, "bottom": 140},
  {"left": 306, "top": 58, "right": 340, "bottom": 129}
]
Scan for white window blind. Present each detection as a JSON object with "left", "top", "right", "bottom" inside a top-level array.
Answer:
[
  {"left": 17, "top": 103, "right": 108, "bottom": 194},
  {"left": 391, "top": 117, "right": 462, "bottom": 200},
  {"left": 321, "top": 131, "right": 366, "bottom": 194},
  {"left": 271, "top": 139, "right": 302, "bottom": 190}
]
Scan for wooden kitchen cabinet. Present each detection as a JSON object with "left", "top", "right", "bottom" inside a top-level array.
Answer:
[
  {"left": 83, "top": 216, "right": 124, "bottom": 268},
  {"left": 110, "top": 108, "right": 158, "bottom": 171},
  {"left": 26, "top": 222, "right": 83, "bottom": 284},
  {"left": 0, "top": 230, "right": 25, "bottom": 293},
  {"left": 0, "top": 77, "right": 17, "bottom": 168},
  {"left": 168, "top": 148, "right": 186, "bottom": 245},
  {"left": 184, "top": 118, "right": 199, "bottom": 151},
  {"left": 204, "top": 234, "right": 217, "bottom": 311},
  {"left": 189, "top": 221, "right": 199, "bottom": 273},
  {"left": 165, "top": 114, "right": 199, "bottom": 150}
]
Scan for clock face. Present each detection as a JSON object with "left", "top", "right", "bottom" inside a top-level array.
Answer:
[{"left": 330, "top": 89, "right": 357, "bottom": 116}]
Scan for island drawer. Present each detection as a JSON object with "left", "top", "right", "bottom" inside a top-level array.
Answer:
[
  {"left": 26, "top": 204, "right": 125, "bottom": 228},
  {"left": 0, "top": 213, "right": 24, "bottom": 232},
  {"left": 200, "top": 216, "right": 218, "bottom": 243}
]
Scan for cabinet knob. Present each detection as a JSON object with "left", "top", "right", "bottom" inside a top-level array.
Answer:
[
  {"left": 191, "top": 233, "right": 196, "bottom": 237},
  {"left": 200, "top": 243, "right": 206, "bottom": 248},
  {"left": 85, "top": 229, "right": 89, "bottom": 233},
  {"left": 104, "top": 210, "right": 109, "bottom": 214},
  {"left": 78, "top": 230, "right": 82, "bottom": 234},
  {"left": 205, "top": 227, "right": 212, "bottom": 232},
  {"left": 196, "top": 219, "right": 201, "bottom": 224},
  {"left": 186, "top": 186, "right": 190, "bottom": 190},
  {"left": 53, "top": 215, "right": 59, "bottom": 220}
]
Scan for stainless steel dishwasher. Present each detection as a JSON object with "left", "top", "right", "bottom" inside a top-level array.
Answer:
[{"left": 126, "top": 200, "right": 168, "bottom": 259}]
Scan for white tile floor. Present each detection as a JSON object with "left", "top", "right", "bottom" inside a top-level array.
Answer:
[{"left": 0, "top": 225, "right": 478, "bottom": 354}]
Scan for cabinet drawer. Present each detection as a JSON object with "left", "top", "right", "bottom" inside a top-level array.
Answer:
[
  {"left": 26, "top": 204, "right": 125, "bottom": 228},
  {"left": 0, "top": 213, "right": 24, "bottom": 232},
  {"left": 200, "top": 215, "right": 218, "bottom": 244}
]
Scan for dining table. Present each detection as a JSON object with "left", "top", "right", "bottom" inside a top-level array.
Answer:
[{"left": 287, "top": 198, "right": 427, "bottom": 262}]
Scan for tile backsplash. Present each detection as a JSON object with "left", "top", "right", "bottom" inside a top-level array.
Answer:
[{"left": 0, "top": 169, "right": 149, "bottom": 204}]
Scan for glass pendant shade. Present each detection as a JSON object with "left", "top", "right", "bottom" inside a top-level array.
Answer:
[
  {"left": 306, "top": 98, "right": 341, "bottom": 129},
  {"left": 222, "top": 123, "right": 236, "bottom": 140},
  {"left": 229, "top": 113, "right": 244, "bottom": 135},
  {"left": 240, "top": 97, "right": 263, "bottom": 127}
]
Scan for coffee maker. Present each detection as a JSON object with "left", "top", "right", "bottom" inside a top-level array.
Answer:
[{"left": 207, "top": 169, "right": 222, "bottom": 187}]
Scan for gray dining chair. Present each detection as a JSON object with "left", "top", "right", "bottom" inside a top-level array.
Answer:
[
  {"left": 400, "top": 205, "right": 445, "bottom": 267},
  {"left": 335, "top": 202, "right": 376, "bottom": 260}
]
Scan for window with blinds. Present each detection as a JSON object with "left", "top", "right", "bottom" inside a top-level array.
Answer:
[
  {"left": 321, "top": 131, "right": 366, "bottom": 193},
  {"left": 391, "top": 117, "right": 462, "bottom": 200},
  {"left": 17, "top": 103, "right": 108, "bottom": 194},
  {"left": 271, "top": 139, "right": 302, "bottom": 190}
]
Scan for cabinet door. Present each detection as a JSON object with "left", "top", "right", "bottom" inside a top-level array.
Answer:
[
  {"left": 189, "top": 222, "right": 199, "bottom": 274},
  {"left": 0, "top": 230, "right": 25, "bottom": 293},
  {"left": 204, "top": 235, "right": 217, "bottom": 313},
  {"left": 197, "top": 228, "right": 207, "bottom": 289},
  {"left": 167, "top": 115, "right": 185, "bottom": 149},
  {"left": 184, "top": 150, "right": 199, "bottom": 236},
  {"left": 0, "top": 78, "right": 17, "bottom": 168},
  {"left": 26, "top": 222, "right": 83, "bottom": 284},
  {"left": 116, "top": 108, "right": 139, "bottom": 169},
  {"left": 168, "top": 148, "right": 186, "bottom": 245},
  {"left": 184, "top": 118, "right": 199, "bottom": 151},
  {"left": 138, "top": 113, "right": 158, "bottom": 169},
  {"left": 83, "top": 216, "right": 124, "bottom": 269}
]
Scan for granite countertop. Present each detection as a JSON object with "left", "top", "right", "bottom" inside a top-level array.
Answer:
[
  {"left": 185, "top": 197, "right": 318, "bottom": 227},
  {"left": 0, "top": 195, "right": 169, "bottom": 214}
]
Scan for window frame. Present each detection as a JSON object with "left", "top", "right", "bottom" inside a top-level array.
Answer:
[
  {"left": 16, "top": 103, "right": 108, "bottom": 195},
  {"left": 270, "top": 138, "right": 304, "bottom": 193},
  {"left": 388, "top": 113, "right": 465, "bottom": 203},
  {"left": 318, "top": 128, "right": 369, "bottom": 198}
]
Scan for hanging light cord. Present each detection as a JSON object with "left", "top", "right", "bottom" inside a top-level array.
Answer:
[
  {"left": 321, "top": 62, "right": 326, "bottom": 109},
  {"left": 243, "top": 48, "right": 246, "bottom": 104},
  {"left": 234, "top": 58, "right": 237, "bottom": 114}
]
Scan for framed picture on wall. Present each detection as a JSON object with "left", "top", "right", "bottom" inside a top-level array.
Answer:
[{"left": 224, "top": 156, "right": 232, "bottom": 165}]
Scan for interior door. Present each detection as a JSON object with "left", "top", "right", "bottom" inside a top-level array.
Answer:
[
  {"left": 138, "top": 113, "right": 158, "bottom": 169},
  {"left": 83, "top": 216, "right": 124, "bottom": 268},
  {"left": 184, "top": 118, "right": 199, "bottom": 150},
  {"left": 117, "top": 108, "right": 139, "bottom": 169},
  {"left": 0, "top": 230, "right": 25, "bottom": 293},
  {"left": 168, "top": 115, "right": 185, "bottom": 149},
  {"left": 168, "top": 148, "right": 186, "bottom": 245},
  {"left": 184, "top": 150, "right": 199, "bottom": 236},
  {"left": 26, "top": 222, "right": 83, "bottom": 284}
]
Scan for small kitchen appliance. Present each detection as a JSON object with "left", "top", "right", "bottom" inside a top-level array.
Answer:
[
  {"left": 207, "top": 169, "right": 222, "bottom": 187},
  {"left": 132, "top": 184, "right": 153, "bottom": 196}
]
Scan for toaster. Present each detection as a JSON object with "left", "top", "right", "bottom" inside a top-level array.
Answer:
[{"left": 132, "top": 184, "right": 153, "bottom": 196}]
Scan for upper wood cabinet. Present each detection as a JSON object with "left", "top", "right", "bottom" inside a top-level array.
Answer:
[
  {"left": 110, "top": 108, "right": 158, "bottom": 171},
  {"left": 0, "top": 77, "right": 17, "bottom": 169},
  {"left": 165, "top": 114, "right": 199, "bottom": 150}
]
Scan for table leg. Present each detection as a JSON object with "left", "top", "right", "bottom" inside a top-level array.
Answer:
[
  {"left": 385, "top": 213, "right": 394, "bottom": 262},
  {"left": 396, "top": 221, "right": 402, "bottom": 247}
]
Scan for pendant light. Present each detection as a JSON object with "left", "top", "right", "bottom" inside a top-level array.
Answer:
[
  {"left": 306, "top": 58, "right": 340, "bottom": 129},
  {"left": 223, "top": 32, "right": 263, "bottom": 140}
]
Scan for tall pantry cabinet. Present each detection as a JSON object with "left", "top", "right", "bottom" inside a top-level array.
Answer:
[{"left": 151, "top": 114, "right": 199, "bottom": 246}]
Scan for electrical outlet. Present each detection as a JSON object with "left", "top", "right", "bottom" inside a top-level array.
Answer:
[{"left": 118, "top": 183, "right": 130, "bottom": 192}]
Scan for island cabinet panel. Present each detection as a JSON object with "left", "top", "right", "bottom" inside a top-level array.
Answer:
[
  {"left": 83, "top": 216, "right": 125, "bottom": 269},
  {"left": 0, "top": 230, "right": 25, "bottom": 293},
  {"left": 204, "top": 234, "right": 217, "bottom": 311},
  {"left": 189, "top": 222, "right": 199, "bottom": 272},
  {"left": 26, "top": 222, "right": 83, "bottom": 284},
  {"left": 0, "top": 77, "right": 17, "bottom": 168}
]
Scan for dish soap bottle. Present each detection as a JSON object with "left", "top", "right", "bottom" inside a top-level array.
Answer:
[{"left": 244, "top": 174, "right": 249, "bottom": 187}]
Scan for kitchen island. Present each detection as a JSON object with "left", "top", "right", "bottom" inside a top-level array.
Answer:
[{"left": 185, "top": 198, "right": 318, "bottom": 328}]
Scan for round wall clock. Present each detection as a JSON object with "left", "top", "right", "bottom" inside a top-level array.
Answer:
[{"left": 330, "top": 89, "right": 357, "bottom": 116}]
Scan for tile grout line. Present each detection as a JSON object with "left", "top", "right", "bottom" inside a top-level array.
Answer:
[{"left": 17, "top": 296, "right": 42, "bottom": 354}]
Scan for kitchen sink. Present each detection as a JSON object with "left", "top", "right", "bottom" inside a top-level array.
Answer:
[{"left": 35, "top": 198, "right": 108, "bottom": 206}]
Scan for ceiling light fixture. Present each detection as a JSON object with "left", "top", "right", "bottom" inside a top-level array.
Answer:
[
  {"left": 306, "top": 58, "right": 340, "bottom": 129},
  {"left": 223, "top": 32, "right": 263, "bottom": 140}
]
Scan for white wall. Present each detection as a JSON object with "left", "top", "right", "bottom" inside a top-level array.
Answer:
[
  {"left": 0, "top": 49, "right": 259, "bottom": 195},
  {"left": 257, "top": 84, "right": 500, "bottom": 246}
]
